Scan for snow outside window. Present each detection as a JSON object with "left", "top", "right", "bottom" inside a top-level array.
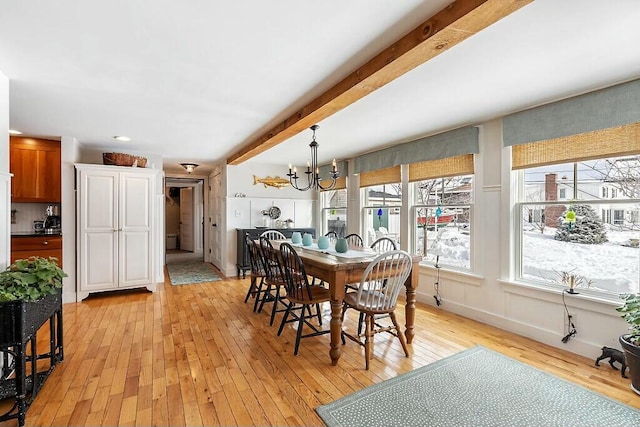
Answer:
[
  {"left": 517, "top": 156, "right": 640, "bottom": 296},
  {"left": 411, "top": 175, "right": 473, "bottom": 270}
]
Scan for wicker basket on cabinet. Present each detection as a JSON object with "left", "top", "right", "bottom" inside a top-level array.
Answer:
[{"left": 102, "top": 152, "right": 148, "bottom": 167}]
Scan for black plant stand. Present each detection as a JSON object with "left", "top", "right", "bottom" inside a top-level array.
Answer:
[{"left": 0, "top": 291, "right": 64, "bottom": 427}]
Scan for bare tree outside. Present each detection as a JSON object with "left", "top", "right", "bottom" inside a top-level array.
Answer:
[{"left": 415, "top": 176, "right": 471, "bottom": 257}]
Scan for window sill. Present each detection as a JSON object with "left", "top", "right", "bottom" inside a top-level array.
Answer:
[
  {"left": 419, "top": 264, "right": 484, "bottom": 286},
  {"left": 499, "top": 279, "right": 622, "bottom": 315}
]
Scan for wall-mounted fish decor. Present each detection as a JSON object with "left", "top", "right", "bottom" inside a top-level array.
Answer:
[{"left": 253, "top": 175, "right": 291, "bottom": 189}]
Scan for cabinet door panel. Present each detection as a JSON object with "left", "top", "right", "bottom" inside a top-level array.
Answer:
[
  {"left": 10, "top": 147, "right": 38, "bottom": 200},
  {"left": 119, "top": 230, "right": 151, "bottom": 286},
  {"left": 82, "top": 232, "right": 118, "bottom": 291},
  {"left": 10, "top": 137, "right": 61, "bottom": 202},
  {"left": 120, "top": 174, "right": 150, "bottom": 229},
  {"left": 83, "top": 174, "right": 117, "bottom": 230}
]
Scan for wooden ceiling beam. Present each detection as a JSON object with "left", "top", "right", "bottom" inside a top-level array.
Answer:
[{"left": 227, "top": 0, "right": 532, "bottom": 165}]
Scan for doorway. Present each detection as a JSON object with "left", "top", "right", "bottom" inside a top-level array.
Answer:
[{"left": 165, "top": 177, "right": 205, "bottom": 264}]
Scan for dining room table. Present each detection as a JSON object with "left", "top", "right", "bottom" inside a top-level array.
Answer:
[{"left": 272, "top": 240, "right": 422, "bottom": 366}]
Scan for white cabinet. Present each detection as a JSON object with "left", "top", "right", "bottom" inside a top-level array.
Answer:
[{"left": 76, "top": 164, "right": 157, "bottom": 300}]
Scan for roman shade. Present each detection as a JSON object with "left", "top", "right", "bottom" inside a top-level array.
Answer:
[
  {"left": 408, "top": 154, "right": 474, "bottom": 182},
  {"left": 359, "top": 166, "right": 401, "bottom": 188},
  {"left": 511, "top": 123, "right": 640, "bottom": 169},
  {"left": 352, "top": 126, "right": 479, "bottom": 175},
  {"left": 503, "top": 78, "right": 640, "bottom": 148},
  {"left": 504, "top": 78, "right": 640, "bottom": 169},
  {"left": 319, "top": 160, "right": 348, "bottom": 190}
]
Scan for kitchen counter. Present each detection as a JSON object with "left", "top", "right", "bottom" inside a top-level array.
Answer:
[{"left": 11, "top": 231, "right": 63, "bottom": 237}]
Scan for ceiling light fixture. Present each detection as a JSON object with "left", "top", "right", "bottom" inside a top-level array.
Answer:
[
  {"left": 113, "top": 135, "right": 131, "bottom": 142},
  {"left": 8, "top": 129, "right": 22, "bottom": 135},
  {"left": 286, "top": 124, "right": 338, "bottom": 191},
  {"left": 180, "top": 163, "right": 199, "bottom": 174}
]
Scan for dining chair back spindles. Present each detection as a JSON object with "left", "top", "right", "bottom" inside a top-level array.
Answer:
[
  {"left": 244, "top": 235, "right": 268, "bottom": 312},
  {"left": 370, "top": 237, "right": 397, "bottom": 253},
  {"left": 345, "top": 233, "right": 363, "bottom": 248},
  {"left": 324, "top": 231, "right": 338, "bottom": 241},
  {"left": 258, "top": 236, "right": 289, "bottom": 326},
  {"left": 260, "top": 229, "right": 287, "bottom": 241}
]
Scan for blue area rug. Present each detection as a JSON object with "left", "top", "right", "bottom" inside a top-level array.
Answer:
[
  {"left": 316, "top": 346, "right": 640, "bottom": 427},
  {"left": 167, "top": 261, "right": 221, "bottom": 285}
]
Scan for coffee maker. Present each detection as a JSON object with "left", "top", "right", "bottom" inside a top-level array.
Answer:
[{"left": 44, "top": 204, "right": 61, "bottom": 233}]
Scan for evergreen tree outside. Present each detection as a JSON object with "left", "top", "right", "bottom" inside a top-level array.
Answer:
[{"left": 554, "top": 204, "right": 608, "bottom": 244}]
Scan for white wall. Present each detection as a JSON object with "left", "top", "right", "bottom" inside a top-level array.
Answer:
[
  {"left": 412, "top": 118, "right": 629, "bottom": 360},
  {"left": 227, "top": 162, "right": 315, "bottom": 200},
  {"left": 0, "top": 70, "right": 9, "bottom": 270},
  {"left": 221, "top": 162, "right": 316, "bottom": 277},
  {"left": 60, "top": 136, "right": 79, "bottom": 302}
]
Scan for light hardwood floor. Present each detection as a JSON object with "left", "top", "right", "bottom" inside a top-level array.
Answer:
[{"left": 2, "top": 271, "right": 638, "bottom": 426}]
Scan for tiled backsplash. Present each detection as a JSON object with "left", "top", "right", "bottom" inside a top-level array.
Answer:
[{"left": 11, "top": 203, "right": 52, "bottom": 233}]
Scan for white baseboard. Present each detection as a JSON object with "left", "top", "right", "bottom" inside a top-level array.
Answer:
[{"left": 414, "top": 290, "right": 601, "bottom": 359}]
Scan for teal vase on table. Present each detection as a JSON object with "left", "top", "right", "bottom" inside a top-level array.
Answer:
[
  {"left": 291, "top": 232, "right": 302, "bottom": 244},
  {"left": 335, "top": 238, "right": 349, "bottom": 253},
  {"left": 317, "top": 236, "right": 330, "bottom": 249},
  {"left": 302, "top": 233, "right": 313, "bottom": 246}
]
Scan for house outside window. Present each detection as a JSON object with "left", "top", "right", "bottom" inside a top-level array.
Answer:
[
  {"left": 517, "top": 156, "right": 640, "bottom": 296},
  {"left": 411, "top": 175, "right": 472, "bottom": 270}
]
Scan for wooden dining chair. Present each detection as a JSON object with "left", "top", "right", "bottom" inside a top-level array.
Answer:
[
  {"left": 341, "top": 250, "right": 413, "bottom": 369},
  {"left": 260, "top": 229, "right": 287, "bottom": 241},
  {"left": 258, "top": 236, "right": 289, "bottom": 326},
  {"left": 350, "top": 236, "right": 400, "bottom": 335},
  {"left": 345, "top": 233, "right": 363, "bottom": 248},
  {"left": 278, "top": 242, "right": 331, "bottom": 355},
  {"left": 244, "top": 235, "right": 268, "bottom": 312}
]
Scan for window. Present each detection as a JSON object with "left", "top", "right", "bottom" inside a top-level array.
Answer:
[
  {"left": 321, "top": 188, "right": 347, "bottom": 237},
  {"left": 361, "top": 183, "right": 401, "bottom": 246},
  {"left": 412, "top": 175, "right": 472, "bottom": 270},
  {"left": 517, "top": 156, "right": 640, "bottom": 296},
  {"left": 613, "top": 209, "right": 625, "bottom": 225},
  {"left": 559, "top": 188, "right": 566, "bottom": 199}
]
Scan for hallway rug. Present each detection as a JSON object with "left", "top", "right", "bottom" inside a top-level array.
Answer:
[
  {"left": 316, "top": 346, "right": 640, "bottom": 427},
  {"left": 167, "top": 261, "right": 221, "bottom": 285}
]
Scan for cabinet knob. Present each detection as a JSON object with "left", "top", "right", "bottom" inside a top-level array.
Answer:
[{"left": 43, "top": 241, "right": 48, "bottom": 245}]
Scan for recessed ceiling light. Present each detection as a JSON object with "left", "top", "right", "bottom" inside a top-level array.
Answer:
[
  {"left": 113, "top": 135, "right": 131, "bottom": 142},
  {"left": 8, "top": 129, "right": 22, "bottom": 135}
]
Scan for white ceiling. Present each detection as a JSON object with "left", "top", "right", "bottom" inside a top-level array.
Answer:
[{"left": 1, "top": 0, "right": 640, "bottom": 175}]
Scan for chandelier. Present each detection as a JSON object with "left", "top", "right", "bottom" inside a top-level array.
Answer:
[{"left": 287, "top": 124, "right": 339, "bottom": 191}]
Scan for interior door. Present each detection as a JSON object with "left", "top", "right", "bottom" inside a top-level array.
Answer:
[
  {"left": 209, "top": 169, "right": 223, "bottom": 268},
  {"left": 180, "top": 187, "right": 194, "bottom": 251}
]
